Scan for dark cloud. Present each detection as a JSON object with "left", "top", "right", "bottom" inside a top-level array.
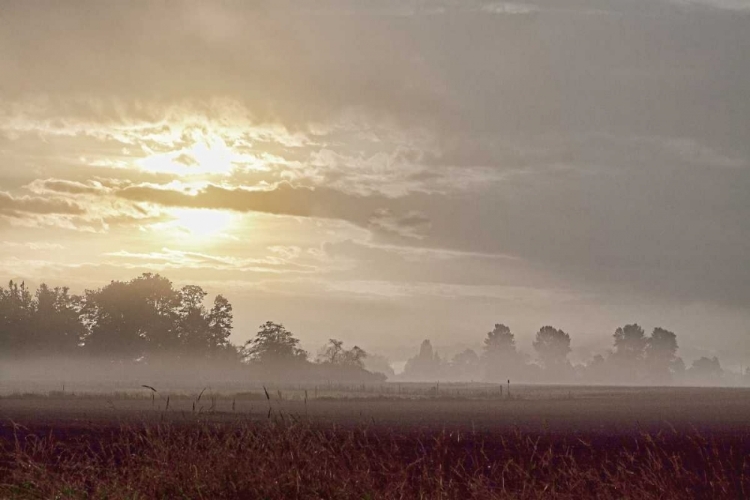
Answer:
[
  {"left": 115, "top": 182, "right": 432, "bottom": 240},
  {"left": 116, "top": 182, "right": 372, "bottom": 219}
]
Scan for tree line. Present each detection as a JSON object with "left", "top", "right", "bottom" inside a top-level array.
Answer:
[
  {"left": 400, "top": 324, "right": 727, "bottom": 385},
  {"left": 0, "top": 274, "right": 383, "bottom": 383},
  {"left": 0, "top": 274, "right": 733, "bottom": 385},
  {"left": 0, "top": 274, "right": 234, "bottom": 359}
]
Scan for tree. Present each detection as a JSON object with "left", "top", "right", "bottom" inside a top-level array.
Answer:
[
  {"left": 318, "top": 339, "right": 345, "bottom": 364},
  {"left": 533, "top": 326, "right": 571, "bottom": 369},
  {"left": 688, "top": 356, "right": 723, "bottom": 383},
  {"left": 612, "top": 324, "right": 647, "bottom": 362},
  {"left": 81, "top": 280, "right": 145, "bottom": 358},
  {"left": 318, "top": 339, "right": 368, "bottom": 369},
  {"left": 402, "top": 339, "right": 445, "bottom": 381},
  {"left": 0, "top": 281, "right": 35, "bottom": 355},
  {"left": 671, "top": 357, "right": 686, "bottom": 379},
  {"left": 645, "top": 327, "right": 678, "bottom": 382},
  {"left": 0, "top": 274, "right": 237, "bottom": 362},
  {"left": 341, "top": 345, "right": 367, "bottom": 369},
  {"left": 207, "top": 295, "right": 233, "bottom": 352},
  {"left": 242, "top": 321, "right": 307, "bottom": 365},
  {"left": 482, "top": 324, "right": 521, "bottom": 381},
  {"left": 586, "top": 354, "right": 607, "bottom": 378},
  {"left": 135, "top": 274, "right": 182, "bottom": 353},
  {"left": 452, "top": 348, "right": 479, "bottom": 369},
  {"left": 34, "top": 284, "right": 84, "bottom": 355},
  {"left": 451, "top": 348, "right": 480, "bottom": 380},
  {"left": 81, "top": 274, "right": 180, "bottom": 358},
  {"left": 363, "top": 353, "right": 396, "bottom": 378},
  {"left": 484, "top": 324, "right": 516, "bottom": 356},
  {"left": 177, "top": 285, "right": 210, "bottom": 353}
]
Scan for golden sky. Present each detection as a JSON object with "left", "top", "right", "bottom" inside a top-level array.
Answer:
[{"left": 1, "top": 0, "right": 749, "bottom": 364}]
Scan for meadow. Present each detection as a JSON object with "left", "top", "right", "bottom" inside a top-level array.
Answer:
[{"left": 2, "top": 385, "right": 750, "bottom": 499}]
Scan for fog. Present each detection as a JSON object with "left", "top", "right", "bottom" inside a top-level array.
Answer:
[
  {"left": 0, "top": 351, "right": 741, "bottom": 398},
  {"left": 1, "top": 276, "right": 746, "bottom": 394}
]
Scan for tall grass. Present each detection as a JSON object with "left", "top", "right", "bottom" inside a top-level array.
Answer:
[{"left": 2, "top": 416, "right": 749, "bottom": 499}]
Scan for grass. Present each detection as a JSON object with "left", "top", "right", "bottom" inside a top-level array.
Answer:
[
  {"left": 2, "top": 414, "right": 749, "bottom": 499},
  {"left": 0, "top": 381, "right": 510, "bottom": 401}
]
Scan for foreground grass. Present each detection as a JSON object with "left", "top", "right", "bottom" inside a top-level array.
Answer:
[{"left": 1, "top": 416, "right": 749, "bottom": 499}]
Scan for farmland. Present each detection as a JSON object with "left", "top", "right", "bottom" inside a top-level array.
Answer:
[{"left": 2, "top": 385, "right": 750, "bottom": 498}]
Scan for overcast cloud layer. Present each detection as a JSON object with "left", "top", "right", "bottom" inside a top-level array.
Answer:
[{"left": 1, "top": 0, "right": 749, "bottom": 365}]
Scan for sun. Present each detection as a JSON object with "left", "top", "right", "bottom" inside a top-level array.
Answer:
[
  {"left": 181, "top": 137, "right": 235, "bottom": 175},
  {"left": 138, "top": 135, "right": 241, "bottom": 176},
  {"left": 168, "top": 208, "right": 235, "bottom": 239}
]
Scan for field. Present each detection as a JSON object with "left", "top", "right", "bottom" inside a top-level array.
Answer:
[{"left": 2, "top": 385, "right": 750, "bottom": 498}]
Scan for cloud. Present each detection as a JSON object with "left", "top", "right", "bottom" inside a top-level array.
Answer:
[
  {"left": 0, "top": 191, "right": 85, "bottom": 217},
  {"left": 2, "top": 178, "right": 179, "bottom": 232},
  {"left": 481, "top": 2, "right": 540, "bottom": 15},
  {"left": 324, "top": 279, "right": 582, "bottom": 302},
  {"left": 0, "top": 241, "right": 66, "bottom": 251},
  {"left": 105, "top": 248, "right": 320, "bottom": 274},
  {"left": 114, "top": 181, "right": 432, "bottom": 240},
  {"left": 367, "top": 209, "right": 431, "bottom": 239},
  {"left": 26, "top": 179, "right": 110, "bottom": 195},
  {"left": 667, "top": 0, "right": 750, "bottom": 11}
]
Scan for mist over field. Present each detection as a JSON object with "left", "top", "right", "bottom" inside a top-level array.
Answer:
[{"left": 0, "top": 274, "right": 740, "bottom": 391}]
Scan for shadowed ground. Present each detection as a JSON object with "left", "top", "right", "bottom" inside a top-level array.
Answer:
[{"left": 2, "top": 386, "right": 748, "bottom": 434}]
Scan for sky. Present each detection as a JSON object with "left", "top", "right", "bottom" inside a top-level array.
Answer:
[{"left": 1, "top": 0, "right": 749, "bottom": 367}]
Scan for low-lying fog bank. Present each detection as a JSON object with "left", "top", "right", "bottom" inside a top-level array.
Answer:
[{"left": 2, "top": 356, "right": 747, "bottom": 397}]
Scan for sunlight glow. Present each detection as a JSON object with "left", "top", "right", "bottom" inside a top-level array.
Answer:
[
  {"left": 137, "top": 133, "right": 255, "bottom": 176},
  {"left": 166, "top": 208, "right": 235, "bottom": 239}
]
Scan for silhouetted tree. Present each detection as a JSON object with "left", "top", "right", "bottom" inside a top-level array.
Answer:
[
  {"left": 79, "top": 274, "right": 235, "bottom": 360},
  {"left": 319, "top": 339, "right": 345, "bottom": 364},
  {"left": 645, "top": 327, "right": 678, "bottom": 382},
  {"left": 33, "top": 284, "right": 84, "bottom": 355},
  {"left": 177, "top": 285, "right": 210, "bottom": 353},
  {"left": 81, "top": 281, "right": 143, "bottom": 357},
  {"left": 81, "top": 274, "right": 180, "bottom": 358},
  {"left": 533, "top": 326, "right": 571, "bottom": 370},
  {"left": 671, "top": 357, "right": 686, "bottom": 380},
  {"left": 450, "top": 348, "right": 480, "bottom": 381},
  {"left": 318, "top": 339, "right": 368, "bottom": 369},
  {"left": 484, "top": 324, "right": 515, "bottom": 354},
  {"left": 207, "top": 295, "right": 233, "bottom": 352},
  {"left": 585, "top": 354, "right": 608, "bottom": 382},
  {"left": 341, "top": 346, "right": 367, "bottom": 368},
  {"left": 688, "top": 356, "right": 723, "bottom": 383},
  {"left": 0, "top": 281, "right": 35, "bottom": 355},
  {"left": 612, "top": 323, "right": 647, "bottom": 360},
  {"left": 363, "top": 353, "right": 395, "bottom": 378},
  {"left": 242, "top": 321, "right": 307, "bottom": 365},
  {"left": 175, "top": 286, "right": 235, "bottom": 356},
  {"left": 1, "top": 274, "right": 238, "bottom": 365},
  {"left": 612, "top": 324, "right": 647, "bottom": 363},
  {"left": 402, "top": 339, "right": 445, "bottom": 381},
  {"left": 483, "top": 324, "right": 521, "bottom": 381}
]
